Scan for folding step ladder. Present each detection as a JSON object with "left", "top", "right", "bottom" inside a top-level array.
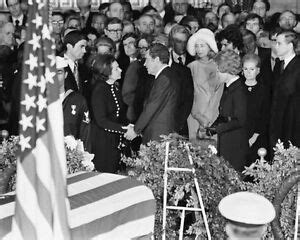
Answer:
[{"left": 162, "top": 141, "right": 211, "bottom": 240}]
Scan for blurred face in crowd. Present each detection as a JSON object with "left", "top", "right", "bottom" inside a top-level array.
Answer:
[
  {"left": 67, "top": 39, "right": 87, "bottom": 61},
  {"left": 92, "top": 15, "right": 106, "bottom": 35},
  {"left": 0, "top": 13, "right": 8, "bottom": 26},
  {"left": 243, "top": 60, "right": 260, "bottom": 81},
  {"left": 279, "top": 11, "right": 297, "bottom": 30},
  {"left": 67, "top": 18, "right": 81, "bottom": 30},
  {"left": 218, "top": 5, "right": 231, "bottom": 18},
  {"left": 87, "top": 33, "right": 97, "bottom": 49},
  {"left": 138, "top": 39, "right": 149, "bottom": 59},
  {"left": 243, "top": 34, "right": 256, "bottom": 54},
  {"left": 187, "top": 21, "right": 199, "bottom": 35},
  {"left": 52, "top": 14, "right": 64, "bottom": 34},
  {"left": 105, "top": 23, "right": 123, "bottom": 43},
  {"left": 144, "top": 51, "right": 158, "bottom": 76},
  {"left": 20, "top": 0, "right": 28, "bottom": 15},
  {"left": 257, "top": 35, "right": 270, "bottom": 48},
  {"left": 205, "top": 12, "right": 218, "bottom": 28},
  {"left": 7, "top": 0, "right": 22, "bottom": 18},
  {"left": 150, "top": 0, "right": 165, "bottom": 13},
  {"left": 122, "top": 23, "right": 135, "bottom": 36},
  {"left": 138, "top": 15, "right": 155, "bottom": 35},
  {"left": 195, "top": 40, "right": 210, "bottom": 60},
  {"left": 275, "top": 34, "right": 293, "bottom": 58},
  {"left": 172, "top": 0, "right": 189, "bottom": 15},
  {"left": 0, "top": 22, "right": 15, "bottom": 47},
  {"left": 220, "top": 39, "right": 234, "bottom": 52},
  {"left": 270, "top": 34, "right": 277, "bottom": 56},
  {"left": 246, "top": 18, "right": 260, "bottom": 35},
  {"left": 172, "top": 32, "right": 188, "bottom": 55},
  {"left": 123, "top": 36, "right": 137, "bottom": 58},
  {"left": 222, "top": 13, "right": 236, "bottom": 28},
  {"left": 252, "top": 1, "right": 267, "bottom": 19},
  {"left": 76, "top": 0, "right": 91, "bottom": 10},
  {"left": 109, "top": 61, "right": 122, "bottom": 82},
  {"left": 107, "top": 3, "right": 124, "bottom": 21}
]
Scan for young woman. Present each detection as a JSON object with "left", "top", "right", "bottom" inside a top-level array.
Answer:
[
  {"left": 186, "top": 28, "right": 223, "bottom": 140},
  {"left": 90, "top": 54, "right": 129, "bottom": 173}
]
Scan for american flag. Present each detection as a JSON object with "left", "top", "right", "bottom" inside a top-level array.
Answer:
[{"left": 10, "top": 0, "right": 71, "bottom": 239}]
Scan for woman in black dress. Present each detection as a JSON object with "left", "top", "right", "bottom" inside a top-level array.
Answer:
[
  {"left": 242, "top": 53, "right": 270, "bottom": 165},
  {"left": 206, "top": 49, "right": 248, "bottom": 173},
  {"left": 90, "top": 54, "right": 128, "bottom": 173}
]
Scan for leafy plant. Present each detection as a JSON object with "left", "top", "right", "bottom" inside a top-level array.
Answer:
[{"left": 0, "top": 136, "right": 19, "bottom": 171}]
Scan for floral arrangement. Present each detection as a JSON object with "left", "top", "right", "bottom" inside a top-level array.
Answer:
[
  {"left": 0, "top": 136, "right": 19, "bottom": 171},
  {"left": 121, "top": 135, "right": 298, "bottom": 239},
  {"left": 0, "top": 135, "right": 95, "bottom": 192},
  {"left": 241, "top": 140, "right": 298, "bottom": 239},
  {"left": 64, "top": 135, "right": 95, "bottom": 173}
]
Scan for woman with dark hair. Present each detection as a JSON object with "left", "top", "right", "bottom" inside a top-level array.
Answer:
[
  {"left": 206, "top": 49, "right": 248, "bottom": 173},
  {"left": 90, "top": 54, "right": 128, "bottom": 173}
]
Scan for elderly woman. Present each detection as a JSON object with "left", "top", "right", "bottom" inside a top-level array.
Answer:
[
  {"left": 206, "top": 49, "right": 248, "bottom": 173},
  {"left": 90, "top": 54, "right": 128, "bottom": 173}
]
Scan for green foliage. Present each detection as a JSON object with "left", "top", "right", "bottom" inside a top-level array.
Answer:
[
  {"left": 241, "top": 141, "right": 298, "bottom": 239},
  {"left": 122, "top": 135, "right": 298, "bottom": 239},
  {"left": 122, "top": 134, "right": 244, "bottom": 239}
]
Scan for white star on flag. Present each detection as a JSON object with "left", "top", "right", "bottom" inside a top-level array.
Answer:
[
  {"left": 19, "top": 134, "right": 31, "bottom": 151},
  {"left": 19, "top": 114, "right": 34, "bottom": 131},
  {"left": 28, "top": 33, "right": 41, "bottom": 51},
  {"left": 48, "top": 54, "right": 56, "bottom": 67},
  {"left": 25, "top": 54, "right": 38, "bottom": 71},
  {"left": 36, "top": 117, "right": 46, "bottom": 132},
  {"left": 24, "top": 73, "right": 37, "bottom": 90},
  {"left": 37, "top": 76, "right": 47, "bottom": 93},
  {"left": 45, "top": 67, "right": 55, "bottom": 84},
  {"left": 36, "top": 94, "right": 47, "bottom": 112},
  {"left": 42, "top": 24, "right": 51, "bottom": 40},
  {"left": 21, "top": 94, "right": 36, "bottom": 111},
  {"left": 32, "top": 13, "right": 43, "bottom": 28}
]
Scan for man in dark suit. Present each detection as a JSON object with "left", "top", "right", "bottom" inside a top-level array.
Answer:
[
  {"left": 6, "top": 0, "right": 27, "bottom": 27},
  {"left": 63, "top": 30, "right": 88, "bottom": 97},
  {"left": 77, "top": 0, "right": 94, "bottom": 29},
  {"left": 169, "top": 24, "right": 194, "bottom": 66},
  {"left": 269, "top": 30, "right": 300, "bottom": 149},
  {"left": 124, "top": 43, "right": 180, "bottom": 143}
]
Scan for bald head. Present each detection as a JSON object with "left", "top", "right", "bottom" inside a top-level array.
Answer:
[{"left": 0, "top": 22, "right": 15, "bottom": 47}]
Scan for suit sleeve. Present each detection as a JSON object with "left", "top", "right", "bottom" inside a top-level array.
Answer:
[
  {"left": 134, "top": 75, "right": 172, "bottom": 134},
  {"left": 91, "top": 86, "right": 126, "bottom": 134},
  {"left": 216, "top": 88, "right": 247, "bottom": 134},
  {"left": 122, "top": 62, "right": 139, "bottom": 106}
]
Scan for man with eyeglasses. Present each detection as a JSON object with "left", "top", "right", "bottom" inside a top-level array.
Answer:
[{"left": 104, "top": 17, "right": 123, "bottom": 57}]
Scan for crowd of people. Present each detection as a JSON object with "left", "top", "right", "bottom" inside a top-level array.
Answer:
[{"left": 0, "top": 0, "right": 299, "bottom": 174}]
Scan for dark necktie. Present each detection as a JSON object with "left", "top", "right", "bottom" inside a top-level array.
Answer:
[
  {"left": 178, "top": 56, "right": 183, "bottom": 65},
  {"left": 15, "top": 20, "right": 19, "bottom": 27}
]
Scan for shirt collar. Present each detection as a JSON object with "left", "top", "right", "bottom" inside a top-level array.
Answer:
[
  {"left": 64, "top": 54, "right": 76, "bottom": 73},
  {"left": 172, "top": 51, "right": 186, "bottom": 64},
  {"left": 226, "top": 76, "right": 239, "bottom": 88},
  {"left": 155, "top": 65, "right": 168, "bottom": 79},
  {"left": 159, "top": 10, "right": 165, "bottom": 18},
  {"left": 12, "top": 15, "right": 24, "bottom": 25}
]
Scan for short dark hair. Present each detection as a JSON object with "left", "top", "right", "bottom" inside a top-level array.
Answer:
[
  {"left": 122, "top": 32, "right": 138, "bottom": 43},
  {"left": 244, "top": 13, "right": 264, "bottom": 29},
  {"left": 64, "top": 30, "right": 86, "bottom": 47},
  {"left": 6, "top": 0, "right": 20, "bottom": 7},
  {"left": 277, "top": 30, "right": 298, "bottom": 50},
  {"left": 92, "top": 54, "right": 115, "bottom": 82},
  {"left": 107, "top": 17, "right": 123, "bottom": 28},
  {"left": 95, "top": 36, "right": 116, "bottom": 53},
  {"left": 216, "top": 24, "right": 244, "bottom": 52},
  {"left": 148, "top": 43, "right": 169, "bottom": 64}
]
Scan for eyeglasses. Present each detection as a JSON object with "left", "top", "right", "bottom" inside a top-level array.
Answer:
[
  {"left": 52, "top": 20, "right": 64, "bottom": 25},
  {"left": 138, "top": 46, "right": 148, "bottom": 51},
  {"left": 107, "top": 29, "right": 122, "bottom": 33}
]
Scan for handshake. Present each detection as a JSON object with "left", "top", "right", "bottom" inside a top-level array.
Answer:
[{"left": 122, "top": 124, "right": 138, "bottom": 140}]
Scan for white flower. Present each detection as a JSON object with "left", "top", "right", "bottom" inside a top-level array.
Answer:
[
  {"left": 82, "top": 152, "right": 95, "bottom": 171},
  {"left": 64, "top": 135, "right": 77, "bottom": 150},
  {"left": 208, "top": 145, "right": 217, "bottom": 154},
  {"left": 76, "top": 139, "right": 84, "bottom": 152}
]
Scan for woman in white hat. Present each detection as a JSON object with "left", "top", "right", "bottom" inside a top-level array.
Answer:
[{"left": 186, "top": 28, "right": 223, "bottom": 140}]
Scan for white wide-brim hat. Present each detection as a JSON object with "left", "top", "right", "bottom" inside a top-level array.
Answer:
[
  {"left": 218, "top": 191, "right": 276, "bottom": 225},
  {"left": 187, "top": 28, "right": 218, "bottom": 56}
]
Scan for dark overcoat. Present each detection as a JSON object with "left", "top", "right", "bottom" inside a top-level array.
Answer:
[{"left": 215, "top": 79, "right": 248, "bottom": 172}]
